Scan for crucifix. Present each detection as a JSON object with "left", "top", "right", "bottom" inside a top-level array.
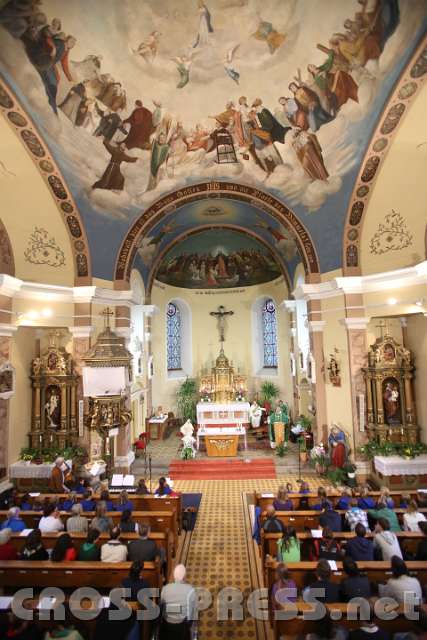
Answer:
[
  {"left": 375, "top": 319, "right": 389, "bottom": 339},
  {"left": 210, "top": 305, "right": 234, "bottom": 350},
  {"left": 101, "top": 307, "right": 114, "bottom": 329}
]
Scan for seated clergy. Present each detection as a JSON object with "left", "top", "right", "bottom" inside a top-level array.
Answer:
[
  {"left": 373, "top": 517, "right": 402, "bottom": 561},
  {"left": 344, "top": 523, "right": 374, "bottom": 561},
  {"left": 0, "top": 507, "right": 26, "bottom": 533},
  {"left": 262, "top": 505, "right": 285, "bottom": 534},
  {"left": 345, "top": 498, "right": 370, "bottom": 532},
  {"left": 38, "top": 504, "right": 64, "bottom": 533},
  {"left": 100, "top": 526, "right": 127, "bottom": 562},
  {"left": 66, "top": 503, "right": 88, "bottom": 534}
]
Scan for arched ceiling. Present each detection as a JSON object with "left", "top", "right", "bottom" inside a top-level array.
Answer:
[{"left": 0, "top": 0, "right": 426, "bottom": 284}]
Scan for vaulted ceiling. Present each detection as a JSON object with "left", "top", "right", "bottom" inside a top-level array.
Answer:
[{"left": 0, "top": 0, "right": 426, "bottom": 287}]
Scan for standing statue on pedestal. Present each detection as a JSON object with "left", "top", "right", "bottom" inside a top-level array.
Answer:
[
  {"left": 249, "top": 401, "right": 264, "bottom": 429},
  {"left": 328, "top": 424, "right": 348, "bottom": 468},
  {"left": 268, "top": 401, "right": 289, "bottom": 449},
  {"left": 180, "top": 419, "right": 196, "bottom": 459}
]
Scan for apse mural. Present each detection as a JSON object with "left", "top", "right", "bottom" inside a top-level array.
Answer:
[
  {"left": 155, "top": 228, "right": 282, "bottom": 289},
  {"left": 0, "top": 0, "right": 426, "bottom": 279}
]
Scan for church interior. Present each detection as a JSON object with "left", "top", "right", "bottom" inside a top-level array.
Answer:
[{"left": 0, "top": 0, "right": 427, "bottom": 638}]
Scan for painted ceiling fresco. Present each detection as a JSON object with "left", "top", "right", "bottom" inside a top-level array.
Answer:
[
  {"left": 0, "top": 0, "right": 426, "bottom": 282},
  {"left": 155, "top": 228, "right": 282, "bottom": 289}
]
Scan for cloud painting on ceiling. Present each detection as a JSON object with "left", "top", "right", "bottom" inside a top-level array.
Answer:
[
  {"left": 155, "top": 228, "right": 282, "bottom": 289},
  {"left": 0, "top": 0, "right": 426, "bottom": 279}
]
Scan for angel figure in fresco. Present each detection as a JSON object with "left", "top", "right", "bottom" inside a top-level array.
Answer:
[
  {"left": 193, "top": 1, "right": 214, "bottom": 48},
  {"left": 132, "top": 31, "right": 161, "bottom": 63},
  {"left": 252, "top": 17, "right": 286, "bottom": 54},
  {"left": 92, "top": 141, "right": 137, "bottom": 192},
  {"left": 223, "top": 44, "right": 240, "bottom": 84},
  {"left": 171, "top": 50, "right": 199, "bottom": 89},
  {"left": 253, "top": 217, "right": 298, "bottom": 261}
]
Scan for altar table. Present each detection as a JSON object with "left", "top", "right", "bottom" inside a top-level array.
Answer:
[
  {"left": 146, "top": 415, "right": 168, "bottom": 440},
  {"left": 196, "top": 402, "right": 250, "bottom": 427},
  {"left": 196, "top": 425, "right": 247, "bottom": 455},
  {"left": 374, "top": 455, "right": 427, "bottom": 475},
  {"left": 9, "top": 460, "right": 72, "bottom": 490}
]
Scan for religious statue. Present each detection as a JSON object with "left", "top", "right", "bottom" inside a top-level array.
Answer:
[
  {"left": 327, "top": 352, "right": 341, "bottom": 387},
  {"left": 180, "top": 419, "right": 196, "bottom": 458},
  {"left": 249, "top": 401, "right": 264, "bottom": 429},
  {"left": 383, "top": 379, "right": 401, "bottom": 425},
  {"left": 45, "top": 386, "right": 60, "bottom": 429},
  {"left": 267, "top": 401, "right": 289, "bottom": 449},
  {"left": 328, "top": 424, "right": 348, "bottom": 468}
]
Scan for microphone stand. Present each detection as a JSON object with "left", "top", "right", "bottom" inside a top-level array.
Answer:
[
  {"left": 297, "top": 437, "right": 302, "bottom": 483},
  {"left": 148, "top": 455, "right": 152, "bottom": 494}
]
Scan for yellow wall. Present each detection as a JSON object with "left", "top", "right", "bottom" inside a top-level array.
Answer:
[
  {"left": 9, "top": 327, "right": 36, "bottom": 463},
  {"left": 405, "top": 314, "right": 427, "bottom": 442},
  {"left": 361, "top": 82, "right": 427, "bottom": 275},
  {"left": 150, "top": 278, "right": 292, "bottom": 411},
  {"left": 0, "top": 116, "right": 74, "bottom": 285}
]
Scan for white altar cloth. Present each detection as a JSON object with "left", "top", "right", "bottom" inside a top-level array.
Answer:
[
  {"left": 196, "top": 425, "right": 247, "bottom": 451},
  {"left": 10, "top": 460, "right": 72, "bottom": 479},
  {"left": 196, "top": 402, "right": 250, "bottom": 427},
  {"left": 374, "top": 454, "right": 427, "bottom": 476}
]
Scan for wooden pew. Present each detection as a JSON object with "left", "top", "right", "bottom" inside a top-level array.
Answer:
[
  {"left": 254, "top": 489, "right": 427, "bottom": 512},
  {"left": 10, "top": 530, "right": 173, "bottom": 577},
  {"left": 272, "top": 602, "right": 427, "bottom": 640},
  {"left": 0, "top": 559, "right": 162, "bottom": 590},
  {"left": 16, "top": 493, "right": 183, "bottom": 534},
  {"left": 0, "top": 510, "right": 178, "bottom": 556},
  {"left": 265, "top": 558, "right": 427, "bottom": 592},
  {"left": 260, "top": 530, "right": 424, "bottom": 567},
  {"left": 258, "top": 509, "right": 427, "bottom": 532}
]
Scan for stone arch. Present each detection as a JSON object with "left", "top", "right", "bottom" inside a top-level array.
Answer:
[
  {"left": 0, "top": 79, "right": 92, "bottom": 284},
  {"left": 145, "top": 223, "right": 291, "bottom": 298},
  {"left": 342, "top": 35, "right": 427, "bottom": 275},
  {"left": 114, "top": 182, "right": 320, "bottom": 291},
  {"left": 0, "top": 219, "right": 15, "bottom": 276}
]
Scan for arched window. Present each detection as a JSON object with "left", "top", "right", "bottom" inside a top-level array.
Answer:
[
  {"left": 167, "top": 302, "right": 182, "bottom": 371},
  {"left": 262, "top": 298, "right": 278, "bottom": 368}
]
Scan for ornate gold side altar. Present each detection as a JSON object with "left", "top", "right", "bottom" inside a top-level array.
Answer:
[
  {"left": 199, "top": 349, "right": 247, "bottom": 403},
  {"left": 29, "top": 333, "right": 79, "bottom": 449},
  {"left": 363, "top": 334, "right": 419, "bottom": 444}
]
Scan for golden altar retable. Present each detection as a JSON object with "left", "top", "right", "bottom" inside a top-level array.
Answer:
[{"left": 199, "top": 349, "right": 247, "bottom": 403}]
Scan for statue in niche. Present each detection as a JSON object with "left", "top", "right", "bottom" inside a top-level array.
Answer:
[
  {"left": 45, "top": 385, "right": 61, "bottom": 429},
  {"left": 383, "top": 378, "right": 401, "bottom": 425}
]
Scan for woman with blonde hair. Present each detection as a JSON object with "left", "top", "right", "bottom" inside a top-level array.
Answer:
[
  {"left": 403, "top": 499, "right": 426, "bottom": 532},
  {"left": 90, "top": 501, "right": 113, "bottom": 533}
]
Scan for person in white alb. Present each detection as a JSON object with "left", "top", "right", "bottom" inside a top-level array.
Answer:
[
  {"left": 100, "top": 526, "right": 127, "bottom": 562},
  {"left": 38, "top": 504, "right": 64, "bottom": 533},
  {"left": 402, "top": 500, "right": 427, "bottom": 532},
  {"left": 160, "top": 564, "right": 197, "bottom": 637}
]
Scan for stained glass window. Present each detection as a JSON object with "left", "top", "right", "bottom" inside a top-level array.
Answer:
[
  {"left": 167, "top": 302, "right": 182, "bottom": 371},
  {"left": 262, "top": 298, "right": 278, "bottom": 368}
]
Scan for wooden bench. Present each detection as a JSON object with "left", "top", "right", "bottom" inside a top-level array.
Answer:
[
  {"left": 16, "top": 493, "right": 183, "bottom": 533},
  {"left": 258, "top": 509, "right": 427, "bottom": 532},
  {"left": 265, "top": 558, "right": 427, "bottom": 592},
  {"left": 254, "top": 489, "right": 427, "bottom": 512},
  {"left": 0, "top": 559, "right": 162, "bottom": 590},
  {"left": 272, "top": 602, "right": 427, "bottom": 640},
  {"left": 260, "top": 530, "right": 424, "bottom": 567},
  {"left": 0, "top": 510, "right": 178, "bottom": 556},
  {"left": 10, "top": 530, "right": 173, "bottom": 577}
]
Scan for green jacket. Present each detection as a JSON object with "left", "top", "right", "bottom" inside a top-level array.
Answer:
[
  {"left": 368, "top": 507, "right": 401, "bottom": 532},
  {"left": 77, "top": 542, "right": 100, "bottom": 561},
  {"left": 277, "top": 537, "right": 301, "bottom": 563}
]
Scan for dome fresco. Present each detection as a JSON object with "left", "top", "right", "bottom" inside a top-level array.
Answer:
[{"left": 0, "top": 0, "right": 426, "bottom": 282}]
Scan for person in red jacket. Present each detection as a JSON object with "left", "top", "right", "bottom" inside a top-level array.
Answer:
[
  {"left": 0, "top": 528, "right": 17, "bottom": 560},
  {"left": 51, "top": 533, "right": 77, "bottom": 562}
]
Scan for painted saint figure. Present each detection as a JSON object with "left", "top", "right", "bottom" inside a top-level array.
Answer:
[
  {"left": 122, "top": 100, "right": 154, "bottom": 150},
  {"left": 383, "top": 380, "right": 401, "bottom": 425},
  {"left": 291, "top": 129, "right": 329, "bottom": 182},
  {"left": 92, "top": 141, "right": 137, "bottom": 191},
  {"left": 193, "top": 1, "right": 213, "bottom": 48}
]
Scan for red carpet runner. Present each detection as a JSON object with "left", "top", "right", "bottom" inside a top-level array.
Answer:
[{"left": 169, "top": 458, "right": 276, "bottom": 480}]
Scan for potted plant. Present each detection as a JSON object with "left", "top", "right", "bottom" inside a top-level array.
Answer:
[
  {"left": 260, "top": 381, "right": 280, "bottom": 413},
  {"left": 298, "top": 436, "right": 308, "bottom": 463},
  {"left": 177, "top": 378, "right": 198, "bottom": 423},
  {"left": 310, "top": 443, "right": 328, "bottom": 474},
  {"left": 275, "top": 441, "right": 288, "bottom": 458},
  {"left": 181, "top": 444, "right": 195, "bottom": 460}
]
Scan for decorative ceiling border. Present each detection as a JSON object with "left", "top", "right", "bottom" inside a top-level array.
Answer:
[
  {"left": 145, "top": 223, "right": 292, "bottom": 296},
  {"left": 0, "top": 219, "right": 15, "bottom": 277},
  {"left": 342, "top": 35, "right": 427, "bottom": 275},
  {"left": 114, "top": 182, "right": 320, "bottom": 285},
  {"left": 0, "top": 76, "right": 92, "bottom": 285}
]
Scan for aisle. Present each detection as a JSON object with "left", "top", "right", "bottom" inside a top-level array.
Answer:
[{"left": 173, "top": 474, "right": 323, "bottom": 639}]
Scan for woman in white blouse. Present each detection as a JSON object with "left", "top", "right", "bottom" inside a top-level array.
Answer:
[{"left": 403, "top": 500, "right": 426, "bottom": 532}]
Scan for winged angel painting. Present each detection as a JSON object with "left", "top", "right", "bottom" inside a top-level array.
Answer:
[{"left": 0, "top": 0, "right": 425, "bottom": 228}]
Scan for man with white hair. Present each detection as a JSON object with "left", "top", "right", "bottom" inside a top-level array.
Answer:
[
  {"left": 160, "top": 563, "right": 197, "bottom": 638},
  {"left": 66, "top": 503, "right": 88, "bottom": 534},
  {"left": 49, "top": 456, "right": 70, "bottom": 493},
  {"left": 0, "top": 507, "right": 25, "bottom": 533}
]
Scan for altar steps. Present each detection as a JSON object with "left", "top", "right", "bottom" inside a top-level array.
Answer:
[{"left": 168, "top": 458, "right": 276, "bottom": 480}]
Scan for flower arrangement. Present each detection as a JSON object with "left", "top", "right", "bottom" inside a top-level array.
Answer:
[
  {"left": 358, "top": 441, "right": 427, "bottom": 460},
  {"left": 310, "top": 443, "right": 328, "bottom": 472},
  {"left": 235, "top": 391, "right": 246, "bottom": 402},
  {"left": 19, "top": 445, "right": 87, "bottom": 464},
  {"left": 181, "top": 445, "right": 195, "bottom": 460}
]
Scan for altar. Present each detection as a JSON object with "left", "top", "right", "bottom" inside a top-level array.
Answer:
[{"left": 196, "top": 402, "right": 250, "bottom": 428}]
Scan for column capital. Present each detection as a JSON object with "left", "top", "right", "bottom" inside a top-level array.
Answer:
[
  {"left": 307, "top": 320, "right": 326, "bottom": 333},
  {"left": 281, "top": 299, "right": 296, "bottom": 312},
  {"left": 339, "top": 317, "right": 370, "bottom": 330},
  {"left": 69, "top": 325, "right": 95, "bottom": 339},
  {"left": 142, "top": 305, "right": 159, "bottom": 317},
  {"left": 0, "top": 323, "right": 18, "bottom": 338}
]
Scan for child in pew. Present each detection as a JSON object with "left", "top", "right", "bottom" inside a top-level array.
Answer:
[
  {"left": 344, "top": 523, "right": 374, "bottom": 561},
  {"left": 270, "top": 563, "right": 298, "bottom": 610},
  {"left": 19, "top": 528, "right": 49, "bottom": 560},
  {"left": 378, "top": 486, "right": 395, "bottom": 509},
  {"left": 116, "top": 490, "right": 134, "bottom": 513},
  {"left": 312, "top": 487, "right": 331, "bottom": 511},
  {"left": 399, "top": 493, "right": 411, "bottom": 508},
  {"left": 100, "top": 489, "right": 116, "bottom": 511},
  {"left": 51, "top": 533, "right": 77, "bottom": 561},
  {"left": 77, "top": 528, "right": 101, "bottom": 561},
  {"left": 298, "top": 480, "right": 310, "bottom": 494},
  {"left": 336, "top": 488, "right": 353, "bottom": 511},
  {"left": 304, "top": 559, "right": 341, "bottom": 603},
  {"left": 80, "top": 490, "right": 96, "bottom": 512},
  {"left": 60, "top": 491, "right": 78, "bottom": 512},
  {"left": 357, "top": 486, "right": 376, "bottom": 510},
  {"left": 311, "top": 527, "right": 343, "bottom": 561},
  {"left": 402, "top": 499, "right": 426, "bottom": 532},
  {"left": 378, "top": 555, "right": 423, "bottom": 604},
  {"left": 19, "top": 493, "right": 32, "bottom": 511},
  {"left": 44, "top": 621, "right": 85, "bottom": 640},
  {"left": 277, "top": 525, "right": 301, "bottom": 562},
  {"left": 273, "top": 486, "right": 294, "bottom": 511},
  {"left": 340, "top": 556, "right": 371, "bottom": 601}
]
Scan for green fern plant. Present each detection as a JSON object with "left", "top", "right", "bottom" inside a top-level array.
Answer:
[
  {"left": 177, "top": 378, "right": 198, "bottom": 422},
  {"left": 260, "top": 381, "right": 280, "bottom": 404}
]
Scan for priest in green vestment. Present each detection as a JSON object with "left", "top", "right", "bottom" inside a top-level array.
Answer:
[{"left": 267, "top": 401, "right": 289, "bottom": 449}]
